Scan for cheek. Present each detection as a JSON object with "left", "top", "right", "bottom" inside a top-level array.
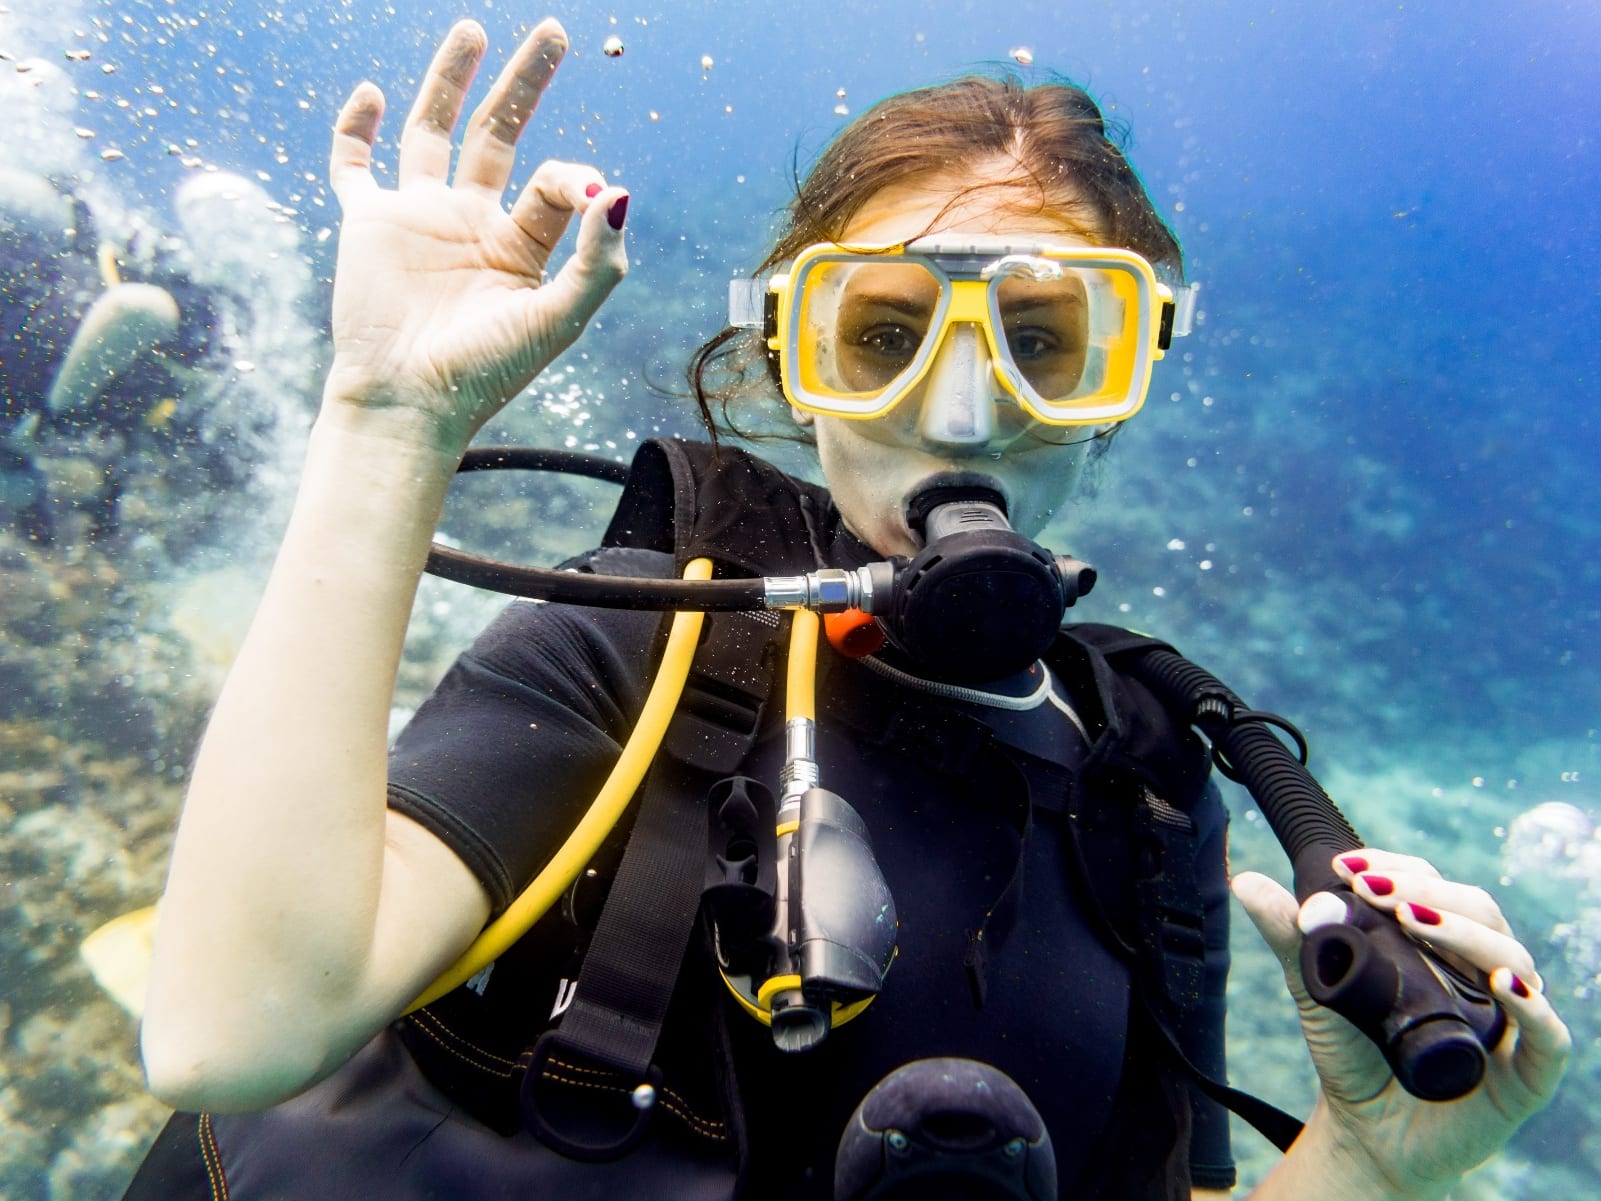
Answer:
[
  {"left": 814, "top": 422, "right": 919, "bottom": 553},
  {"left": 1005, "top": 449, "right": 1090, "bottom": 535},
  {"left": 816, "top": 426, "right": 888, "bottom": 510}
]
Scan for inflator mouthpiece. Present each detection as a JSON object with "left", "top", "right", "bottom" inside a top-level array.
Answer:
[{"left": 1300, "top": 895, "right": 1506, "bottom": 1100}]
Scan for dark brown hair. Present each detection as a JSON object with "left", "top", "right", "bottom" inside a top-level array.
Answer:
[{"left": 690, "top": 71, "right": 1182, "bottom": 441}]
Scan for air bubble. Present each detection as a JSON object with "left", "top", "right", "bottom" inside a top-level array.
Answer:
[{"left": 601, "top": 35, "right": 624, "bottom": 57}]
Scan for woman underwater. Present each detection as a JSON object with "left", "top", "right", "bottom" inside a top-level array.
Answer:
[{"left": 129, "top": 16, "right": 1569, "bottom": 1201}]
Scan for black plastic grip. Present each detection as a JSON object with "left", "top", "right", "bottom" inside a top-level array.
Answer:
[{"left": 1300, "top": 898, "right": 1505, "bottom": 1099}]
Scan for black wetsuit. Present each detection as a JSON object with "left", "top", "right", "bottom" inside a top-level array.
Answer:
[
  {"left": 124, "top": 443, "right": 1236, "bottom": 1200},
  {"left": 386, "top": 528, "right": 1235, "bottom": 1198}
]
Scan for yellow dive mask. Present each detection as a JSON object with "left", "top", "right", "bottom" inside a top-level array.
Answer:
[{"left": 731, "top": 236, "right": 1195, "bottom": 427}]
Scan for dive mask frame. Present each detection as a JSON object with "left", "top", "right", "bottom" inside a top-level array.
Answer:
[{"left": 730, "top": 235, "right": 1197, "bottom": 427}]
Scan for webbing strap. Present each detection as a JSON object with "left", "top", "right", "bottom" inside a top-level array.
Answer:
[
  {"left": 522, "top": 609, "right": 783, "bottom": 1158},
  {"left": 1139, "top": 994, "right": 1305, "bottom": 1153},
  {"left": 536, "top": 755, "right": 711, "bottom": 1079}
]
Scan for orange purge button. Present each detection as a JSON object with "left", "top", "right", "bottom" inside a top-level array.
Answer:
[{"left": 823, "top": 609, "right": 886, "bottom": 658}]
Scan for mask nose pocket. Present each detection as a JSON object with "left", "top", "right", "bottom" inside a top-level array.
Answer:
[{"left": 916, "top": 325, "right": 1001, "bottom": 445}]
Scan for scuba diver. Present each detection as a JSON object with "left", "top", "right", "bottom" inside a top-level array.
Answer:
[
  {"left": 125, "top": 16, "right": 1569, "bottom": 1201},
  {"left": 0, "top": 166, "right": 267, "bottom": 548}
]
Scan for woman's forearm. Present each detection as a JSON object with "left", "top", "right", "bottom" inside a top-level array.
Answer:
[{"left": 142, "top": 407, "right": 467, "bottom": 1109}]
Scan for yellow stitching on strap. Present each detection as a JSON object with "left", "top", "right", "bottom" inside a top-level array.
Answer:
[
  {"left": 197, "top": 1113, "right": 229, "bottom": 1201},
  {"left": 545, "top": 1056, "right": 728, "bottom": 1137},
  {"left": 412, "top": 1007, "right": 519, "bottom": 1068}
]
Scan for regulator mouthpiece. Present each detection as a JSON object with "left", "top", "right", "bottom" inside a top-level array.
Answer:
[
  {"left": 707, "top": 779, "right": 898, "bottom": 1053},
  {"left": 789, "top": 787, "right": 899, "bottom": 1005},
  {"left": 891, "top": 484, "right": 1095, "bottom": 685}
]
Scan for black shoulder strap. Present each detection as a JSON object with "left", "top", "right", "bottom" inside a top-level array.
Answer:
[
  {"left": 521, "top": 605, "right": 788, "bottom": 1160},
  {"left": 1047, "top": 624, "right": 1212, "bottom": 1000},
  {"left": 602, "top": 438, "right": 834, "bottom": 577},
  {"left": 515, "top": 439, "right": 823, "bottom": 1159}
]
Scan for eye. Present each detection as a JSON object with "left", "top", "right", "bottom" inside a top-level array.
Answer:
[
  {"left": 1007, "top": 326, "right": 1063, "bottom": 362},
  {"left": 855, "top": 323, "right": 922, "bottom": 361}
]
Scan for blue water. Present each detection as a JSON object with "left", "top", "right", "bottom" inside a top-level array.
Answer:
[{"left": 3, "top": 0, "right": 1598, "bottom": 1196}]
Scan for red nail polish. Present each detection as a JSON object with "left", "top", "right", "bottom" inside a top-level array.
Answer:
[
  {"left": 1510, "top": 974, "right": 1531, "bottom": 999},
  {"left": 1339, "top": 855, "right": 1368, "bottom": 874},
  {"left": 1407, "top": 903, "right": 1442, "bottom": 926},
  {"left": 607, "top": 195, "right": 629, "bottom": 230},
  {"left": 585, "top": 182, "right": 603, "bottom": 198},
  {"left": 1361, "top": 874, "right": 1394, "bottom": 896}
]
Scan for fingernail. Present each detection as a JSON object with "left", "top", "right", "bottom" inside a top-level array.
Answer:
[
  {"left": 585, "top": 182, "right": 603, "bottom": 198},
  {"left": 1407, "top": 903, "right": 1442, "bottom": 926},
  {"left": 607, "top": 194, "right": 629, "bottom": 231},
  {"left": 1298, "top": 891, "right": 1350, "bottom": 935},
  {"left": 1510, "top": 974, "right": 1531, "bottom": 999},
  {"left": 1360, "top": 874, "right": 1394, "bottom": 896},
  {"left": 1338, "top": 855, "right": 1368, "bottom": 874}
]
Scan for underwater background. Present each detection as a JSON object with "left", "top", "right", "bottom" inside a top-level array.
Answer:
[{"left": 1, "top": 0, "right": 1597, "bottom": 1196}]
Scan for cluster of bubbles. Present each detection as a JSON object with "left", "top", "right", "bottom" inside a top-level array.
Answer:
[{"left": 1501, "top": 801, "right": 1601, "bottom": 993}]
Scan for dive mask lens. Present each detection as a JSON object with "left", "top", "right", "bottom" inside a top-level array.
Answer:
[
  {"left": 990, "top": 267, "right": 1094, "bottom": 408},
  {"left": 973, "top": 250, "right": 1155, "bottom": 425},
  {"left": 778, "top": 242, "right": 1168, "bottom": 427},
  {"left": 792, "top": 255, "right": 946, "bottom": 415}
]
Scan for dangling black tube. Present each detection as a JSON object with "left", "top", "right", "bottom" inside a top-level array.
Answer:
[{"left": 455, "top": 446, "right": 632, "bottom": 483}]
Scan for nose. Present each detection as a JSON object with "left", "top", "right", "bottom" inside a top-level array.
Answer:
[{"left": 915, "top": 324, "right": 1006, "bottom": 447}]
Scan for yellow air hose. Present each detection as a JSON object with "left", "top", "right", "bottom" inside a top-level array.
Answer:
[
  {"left": 786, "top": 607, "right": 819, "bottom": 723},
  {"left": 406, "top": 557, "right": 715, "bottom": 1011}
]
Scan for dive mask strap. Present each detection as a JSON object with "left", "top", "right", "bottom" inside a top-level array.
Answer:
[
  {"left": 727, "top": 277, "right": 771, "bottom": 330},
  {"left": 1159, "top": 282, "right": 1200, "bottom": 350}
]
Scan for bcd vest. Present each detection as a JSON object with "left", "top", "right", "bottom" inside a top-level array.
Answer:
[{"left": 396, "top": 439, "right": 1270, "bottom": 1197}]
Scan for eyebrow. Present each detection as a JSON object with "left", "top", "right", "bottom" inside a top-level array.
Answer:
[
  {"left": 1000, "top": 294, "right": 1086, "bottom": 315},
  {"left": 839, "top": 292, "right": 937, "bottom": 317}
]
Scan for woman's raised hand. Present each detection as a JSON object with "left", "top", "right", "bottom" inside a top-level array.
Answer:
[
  {"left": 323, "top": 17, "right": 627, "bottom": 451},
  {"left": 1234, "top": 849, "right": 1571, "bottom": 1199}
]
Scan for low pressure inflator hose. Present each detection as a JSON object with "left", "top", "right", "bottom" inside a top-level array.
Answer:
[{"left": 406, "top": 558, "right": 715, "bottom": 1012}]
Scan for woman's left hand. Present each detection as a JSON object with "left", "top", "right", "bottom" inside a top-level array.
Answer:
[{"left": 1233, "top": 849, "right": 1571, "bottom": 1198}]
